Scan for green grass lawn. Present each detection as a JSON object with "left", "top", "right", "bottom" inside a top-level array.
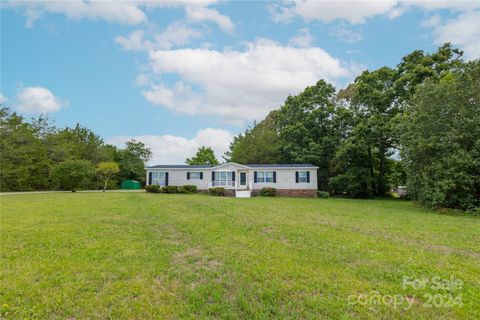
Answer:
[{"left": 1, "top": 193, "right": 479, "bottom": 319}]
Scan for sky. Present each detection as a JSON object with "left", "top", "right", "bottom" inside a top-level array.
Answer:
[{"left": 1, "top": 0, "right": 479, "bottom": 164}]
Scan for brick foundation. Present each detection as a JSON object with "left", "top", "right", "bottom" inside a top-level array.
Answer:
[
  {"left": 252, "top": 189, "right": 317, "bottom": 198},
  {"left": 224, "top": 189, "right": 235, "bottom": 197}
]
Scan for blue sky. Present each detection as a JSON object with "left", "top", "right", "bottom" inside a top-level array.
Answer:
[{"left": 1, "top": 1, "right": 479, "bottom": 163}]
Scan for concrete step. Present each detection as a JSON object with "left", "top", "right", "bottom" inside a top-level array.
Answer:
[{"left": 235, "top": 190, "right": 251, "bottom": 198}]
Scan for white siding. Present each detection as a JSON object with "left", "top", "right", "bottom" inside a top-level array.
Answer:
[
  {"left": 146, "top": 165, "right": 318, "bottom": 191},
  {"left": 250, "top": 169, "right": 317, "bottom": 190},
  {"left": 147, "top": 169, "right": 210, "bottom": 190}
]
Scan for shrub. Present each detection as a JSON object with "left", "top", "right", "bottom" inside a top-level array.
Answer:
[
  {"left": 162, "top": 185, "right": 178, "bottom": 193},
  {"left": 146, "top": 185, "right": 161, "bottom": 193},
  {"left": 50, "top": 159, "right": 95, "bottom": 192},
  {"left": 317, "top": 191, "right": 330, "bottom": 198},
  {"left": 260, "top": 187, "right": 276, "bottom": 197},
  {"left": 177, "top": 186, "right": 187, "bottom": 194},
  {"left": 208, "top": 187, "right": 225, "bottom": 196},
  {"left": 182, "top": 185, "right": 198, "bottom": 193}
]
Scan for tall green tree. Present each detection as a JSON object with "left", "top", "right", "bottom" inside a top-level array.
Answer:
[
  {"left": 115, "top": 139, "right": 152, "bottom": 184},
  {"left": 0, "top": 108, "right": 50, "bottom": 191},
  {"left": 225, "top": 111, "right": 284, "bottom": 164},
  {"left": 395, "top": 43, "right": 464, "bottom": 103},
  {"left": 186, "top": 146, "right": 219, "bottom": 165},
  {"left": 50, "top": 159, "right": 95, "bottom": 192},
  {"left": 45, "top": 124, "right": 114, "bottom": 164},
  {"left": 348, "top": 67, "right": 398, "bottom": 195},
  {"left": 401, "top": 61, "right": 480, "bottom": 210},
  {"left": 276, "top": 80, "right": 347, "bottom": 190}
]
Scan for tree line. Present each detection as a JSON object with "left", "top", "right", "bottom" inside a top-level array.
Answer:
[
  {"left": 1, "top": 43, "right": 478, "bottom": 210},
  {"left": 0, "top": 109, "right": 152, "bottom": 192},
  {"left": 224, "top": 44, "right": 480, "bottom": 211}
]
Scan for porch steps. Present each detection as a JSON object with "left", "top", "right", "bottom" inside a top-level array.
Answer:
[{"left": 235, "top": 190, "right": 251, "bottom": 198}]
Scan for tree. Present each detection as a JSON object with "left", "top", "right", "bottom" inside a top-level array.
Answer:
[
  {"left": 337, "top": 44, "right": 466, "bottom": 197},
  {"left": 348, "top": 67, "right": 398, "bottom": 195},
  {"left": 124, "top": 140, "right": 152, "bottom": 163},
  {"left": 400, "top": 61, "right": 480, "bottom": 210},
  {"left": 275, "top": 80, "right": 347, "bottom": 190},
  {"left": 0, "top": 108, "right": 50, "bottom": 191},
  {"left": 50, "top": 160, "right": 95, "bottom": 192},
  {"left": 330, "top": 122, "right": 375, "bottom": 197},
  {"left": 96, "top": 162, "right": 120, "bottom": 192},
  {"left": 115, "top": 139, "right": 152, "bottom": 185},
  {"left": 395, "top": 43, "right": 464, "bottom": 103},
  {"left": 225, "top": 111, "right": 284, "bottom": 164},
  {"left": 46, "top": 124, "right": 114, "bottom": 164},
  {"left": 186, "top": 146, "right": 219, "bottom": 165}
]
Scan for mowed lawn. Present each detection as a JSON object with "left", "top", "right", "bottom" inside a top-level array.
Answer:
[{"left": 1, "top": 193, "right": 479, "bottom": 319}]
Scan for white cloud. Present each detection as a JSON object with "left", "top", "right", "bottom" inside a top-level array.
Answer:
[
  {"left": 268, "top": 3, "right": 297, "bottom": 24},
  {"left": 289, "top": 28, "right": 314, "bottom": 47},
  {"left": 0, "top": 93, "right": 7, "bottom": 104},
  {"left": 10, "top": 1, "right": 147, "bottom": 26},
  {"left": 108, "top": 128, "right": 233, "bottom": 164},
  {"left": 185, "top": 5, "right": 234, "bottom": 32},
  {"left": 15, "top": 86, "right": 67, "bottom": 114},
  {"left": 270, "top": 0, "right": 480, "bottom": 24},
  {"left": 154, "top": 22, "right": 202, "bottom": 49},
  {"left": 426, "top": 10, "right": 480, "bottom": 60},
  {"left": 9, "top": 0, "right": 234, "bottom": 33},
  {"left": 134, "top": 73, "right": 151, "bottom": 87},
  {"left": 23, "top": 9, "right": 42, "bottom": 28},
  {"left": 116, "top": 29, "right": 153, "bottom": 51},
  {"left": 272, "top": 0, "right": 399, "bottom": 24},
  {"left": 329, "top": 23, "right": 363, "bottom": 43},
  {"left": 420, "top": 14, "right": 442, "bottom": 28},
  {"left": 116, "top": 22, "right": 202, "bottom": 52},
  {"left": 406, "top": 0, "right": 480, "bottom": 12},
  {"left": 142, "top": 39, "right": 356, "bottom": 125}
]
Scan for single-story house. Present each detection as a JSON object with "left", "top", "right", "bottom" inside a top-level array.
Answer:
[{"left": 145, "top": 162, "right": 318, "bottom": 198}]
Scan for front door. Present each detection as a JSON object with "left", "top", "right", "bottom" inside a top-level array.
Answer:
[{"left": 238, "top": 171, "right": 247, "bottom": 189}]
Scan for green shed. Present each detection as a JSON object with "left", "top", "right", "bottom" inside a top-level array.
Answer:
[{"left": 121, "top": 180, "right": 141, "bottom": 189}]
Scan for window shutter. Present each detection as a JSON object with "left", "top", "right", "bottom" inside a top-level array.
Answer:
[
  {"left": 273, "top": 171, "right": 277, "bottom": 183},
  {"left": 212, "top": 171, "right": 215, "bottom": 181},
  {"left": 295, "top": 171, "right": 299, "bottom": 183},
  {"left": 148, "top": 172, "right": 152, "bottom": 185},
  {"left": 165, "top": 172, "right": 169, "bottom": 186},
  {"left": 231, "top": 171, "right": 235, "bottom": 182},
  {"left": 307, "top": 171, "right": 310, "bottom": 183},
  {"left": 200, "top": 172, "right": 203, "bottom": 180},
  {"left": 187, "top": 172, "right": 190, "bottom": 180},
  {"left": 254, "top": 171, "right": 257, "bottom": 183}
]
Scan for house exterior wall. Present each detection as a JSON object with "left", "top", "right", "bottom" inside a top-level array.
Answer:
[
  {"left": 249, "top": 169, "right": 317, "bottom": 190},
  {"left": 145, "top": 163, "right": 318, "bottom": 196},
  {"left": 147, "top": 169, "right": 210, "bottom": 190}
]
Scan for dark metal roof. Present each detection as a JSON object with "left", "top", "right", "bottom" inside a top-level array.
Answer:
[
  {"left": 146, "top": 164, "right": 212, "bottom": 169},
  {"left": 246, "top": 164, "right": 317, "bottom": 168}
]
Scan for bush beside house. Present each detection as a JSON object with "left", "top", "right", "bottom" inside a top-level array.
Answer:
[
  {"left": 260, "top": 187, "right": 277, "bottom": 197},
  {"left": 146, "top": 184, "right": 198, "bottom": 194},
  {"left": 317, "top": 191, "right": 330, "bottom": 198},
  {"left": 146, "top": 185, "right": 161, "bottom": 193},
  {"left": 208, "top": 187, "right": 226, "bottom": 196},
  {"left": 179, "top": 185, "right": 198, "bottom": 193}
]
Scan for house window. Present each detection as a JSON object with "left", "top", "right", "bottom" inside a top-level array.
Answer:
[
  {"left": 257, "top": 171, "right": 274, "bottom": 183},
  {"left": 217, "top": 171, "right": 227, "bottom": 183},
  {"left": 189, "top": 172, "right": 202, "bottom": 180},
  {"left": 151, "top": 172, "right": 166, "bottom": 186},
  {"left": 213, "top": 171, "right": 234, "bottom": 187},
  {"left": 298, "top": 171, "right": 308, "bottom": 183}
]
